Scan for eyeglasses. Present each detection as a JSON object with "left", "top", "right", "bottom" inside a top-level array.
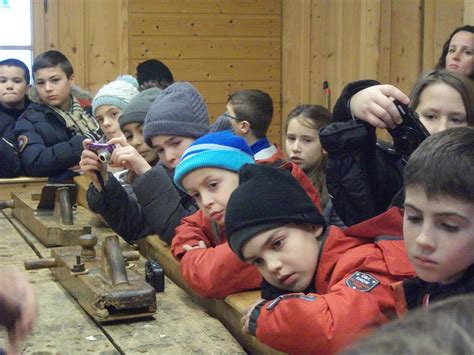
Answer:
[{"left": 223, "top": 112, "right": 240, "bottom": 121}]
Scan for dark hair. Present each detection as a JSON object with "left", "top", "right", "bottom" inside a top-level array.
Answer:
[
  {"left": 343, "top": 294, "right": 474, "bottom": 355},
  {"left": 136, "top": 59, "right": 174, "bottom": 90},
  {"left": 409, "top": 69, "right": 474, "bottom": 126},
  {"left": 285, "top": 104, "right": 332, "bottom": 207},
  {"left": 32, "top": 50, "right": 74, "bottom": 79},
  {"left": 404, "top": 127, "right": 474, "bottom": 204},
  {"left": 286, "top": 104, "right": 332, "bottom": 131},
  {"left": 0, "top": 58, "right": 30, "bottom": 84},
  {"left": 435, "top": 25, "right": 474, "bottom": 79},
  {"left": 227, "top": 89, "right": 273, "bottom": 138}
]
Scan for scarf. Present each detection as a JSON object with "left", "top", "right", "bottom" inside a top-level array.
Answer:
[{"left": 49, "top": 96, "right": 98, "bottom": 135}]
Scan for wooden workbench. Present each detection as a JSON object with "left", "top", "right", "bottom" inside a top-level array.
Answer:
[
  {"left": 0, "top": 211, "right": 244, "bottom": 354},
  {"left": 73, "top": 175, "right": 283, "bottom": 354},
  {"left": 0, "top": 177, "right": 47, "bottom": 200}
]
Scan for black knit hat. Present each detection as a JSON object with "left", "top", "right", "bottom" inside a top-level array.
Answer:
[
  {"left": 225, "top": 164, "right": 326, "bottom": 260},
  {"left": 136, "top": 59, "right": 174, "bottom": 87}
]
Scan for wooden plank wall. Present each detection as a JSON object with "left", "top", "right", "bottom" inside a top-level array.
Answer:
[
  {"left": 282, "top": 0, "right": 471, "bottom": 136},
  {"left": 129, "top": 0, "right": 282, "bottom": 144},
  {"left": 32, "top": 0, "right": 129, "bottom": 95},
  {"left": 33, "top": 0, "right": 472, "bottom": 144}
]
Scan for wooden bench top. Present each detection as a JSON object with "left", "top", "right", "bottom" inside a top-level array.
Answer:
[
  {"left": 0, "top": 212, "right": 115, "bottom": 353},
  {"left": 137, "top": 235, "right": 284, "bottom": 355},
  {"left": 1, "top": 210, "right": 244, "bottom": 353},
  {"left": 0, "top": 177, "right": 48, "bottom": 201},
  {"left": 0, "top": 177, "right": 48, "bottom": 184},
  {"left": 73, "top": 176, "right": 282, "bottom": 353}
]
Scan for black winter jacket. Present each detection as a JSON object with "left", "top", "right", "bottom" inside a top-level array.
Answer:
[
  {"left": 0, "top": 100, "right": 29, "bottom": 178},
  {"left": 87, "top": 164, "right": 198, "bottom": 244},
  {"left": 319, "top": 80, "right": 405, "bottom": 226},
  {"left": 403, "top": 264, "right": 474, "bottom": 310},
  {"left": 15, "top": 103, "right": 86, "bottom": 181}
]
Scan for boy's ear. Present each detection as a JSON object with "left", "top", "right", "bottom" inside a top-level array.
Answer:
[
  {"left": 239, "top": 120, "right": 251, "bottom": 134},
  {"left": 68, "top": 73, "right": 75, "bottom": 85},
  {"left": 311, "top": 225, "right": 324, "bottom": 239}
]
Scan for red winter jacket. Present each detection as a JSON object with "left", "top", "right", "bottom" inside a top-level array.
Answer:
[
  {"left": 257, "top": 148, "right": 322, "bottom": 211},
  {"left": 171, "top": 161, "right": 321, "bottom": 299},
  {"left": 249, "top": 207, "right": 415, "bottom": 354}
]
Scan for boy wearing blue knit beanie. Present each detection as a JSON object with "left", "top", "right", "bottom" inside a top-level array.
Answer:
[
  {"left": 171, "top": 130, "right": 262, "bottom": 298},
  {"left": 171, "top": 129, "right": 322, "bottom": 299}
]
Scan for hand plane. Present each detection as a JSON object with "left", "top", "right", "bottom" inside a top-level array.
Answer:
[{"left": 24, "top": 234, "right": 157, "bottom": 322}]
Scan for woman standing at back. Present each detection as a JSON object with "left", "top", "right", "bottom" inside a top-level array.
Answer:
[{"left": 435, "top": 25, "right": 473, "bottom": 80}]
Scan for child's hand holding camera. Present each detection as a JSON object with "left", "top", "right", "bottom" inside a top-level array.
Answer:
[
  {"left": 79, "top": 139, "right": 109, "bottom": 191},
  {"left": 350, "top": 84, "right": 410, "bottom": 129},
  {"left": 108, "top": 136, "right": 152, "bottom": 176}
]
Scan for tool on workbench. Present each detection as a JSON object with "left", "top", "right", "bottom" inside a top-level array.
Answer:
[
  {"left": 24, "top": 234, "right": 157, "bottom": 322},
  {"left": 145, "top": 260, "right": 165, "bottom": 293},
  {"left": 0, "top": 184, "right": 92, "bottom": 246}
]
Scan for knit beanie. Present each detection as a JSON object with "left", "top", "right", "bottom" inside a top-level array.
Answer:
[
  {"left": 143, "top": 81, "right": 209, "bottom": 146},
  {"left": 119, "top": 87, "right": 162, "bottom": 129},
  {"left": 136, "top": 59, "right": 174, "bottom": 87},
  {"left": 174, "top": 130, "right": 255, "bottom": 191},
  {"left": 92, "top": 75, "right": 139, "bottom": 116},
  {"left": 225, "top": 164, "right": 327, "bottom": 260},
  {"left": 210, "top": 113, "right": 234, "bottom": 133}
]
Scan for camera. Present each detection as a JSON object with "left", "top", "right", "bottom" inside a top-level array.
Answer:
[
  {"left": 387, "top": 100, "right": 430, "bottom": 158},
  {"left": 87, "top": 143, "right": 115, "bottom": 163},
  {"left": 145, "top": 260, "right": 165, "bottom": 293}
]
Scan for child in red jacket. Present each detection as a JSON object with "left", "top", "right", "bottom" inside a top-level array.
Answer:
[
  {"left": 224, "top": 163, "right": 415, "bottom": 354},
  {"left": 171, "top": 131, "right": 261, "bottom": 298},
  {"left": 172, "top": 130, "right": 321, "bottom": 298}
]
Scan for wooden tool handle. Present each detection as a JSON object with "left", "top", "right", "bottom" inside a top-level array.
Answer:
[
  {"left": 122, "top": 251, "right": 140, "bottom": 261},
  {"left": 0, "top": 199, "right": 14, "bottom": 209},
  {"left": 24, "top": 258, "right": 57, "bottom": 270}
]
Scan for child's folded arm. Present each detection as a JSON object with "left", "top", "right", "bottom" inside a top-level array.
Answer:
[
  {"left": 179, "top": 243, "right": 261, "bottom": 299},
  {"left": 250, "top": 278, "right": 394, "bottom": 354},
  {"left": 171, "top": 211, "right": 211, "bottom": 259},
  {"left": 21, "top": 135, "right": 83, "bottom": 177},
  {"left": 172, "top": 212, "right": 261, "bottom": 298},
  {"left": 16, "top": 116, "right": 83, "bottom": 176}
]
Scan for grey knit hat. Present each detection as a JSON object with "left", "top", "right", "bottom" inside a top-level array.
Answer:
[
  {"left": 143, "top": 81, "right": 209, "bottom": 146},
  {"left": 92, "top": 75, "right": 139, "bottom": 116},
  {"left": 119, "top": 88, "right": 162, "bottom": 129}
]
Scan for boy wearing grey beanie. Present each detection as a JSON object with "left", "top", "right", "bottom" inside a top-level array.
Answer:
[
  {"left": 92, "top": 75, "right": 139, "bottom": 140},
  {"left": 83, "top": 88, "right": 161, "bottom": 242},
  {"left": 80, "top": 82, "right": 209, "bottom": 245}
]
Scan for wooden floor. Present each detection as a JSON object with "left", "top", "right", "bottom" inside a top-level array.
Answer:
[{"left": 0, "top": 211, "right": 244, "bottom": 354}]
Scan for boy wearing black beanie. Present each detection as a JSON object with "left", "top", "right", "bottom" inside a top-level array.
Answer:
[
  {"left": 171, "top": 131, "right": 323, "bottom": 299},
  {"left": 225, "top": 164, "right": 416, "bottom": 354}
]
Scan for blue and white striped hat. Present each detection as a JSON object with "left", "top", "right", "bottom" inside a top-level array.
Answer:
[{"left": 174, "top": 130, "right": 255, "bottom": 191}]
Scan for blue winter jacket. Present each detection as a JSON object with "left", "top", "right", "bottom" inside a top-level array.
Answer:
[{"left": 15, "top": 102, "right": 86, "bottom": 181}]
